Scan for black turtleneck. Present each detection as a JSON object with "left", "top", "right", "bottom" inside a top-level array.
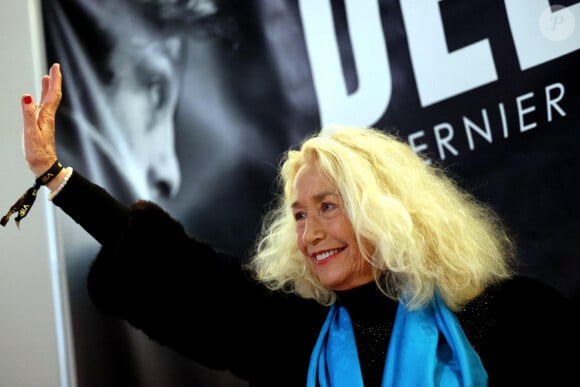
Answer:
[
  {"left": 335, "top": 282, "right": 398, "bottom": 387},
  {"left": 335, "top": 282, "right": 496, "bottom": 387}
]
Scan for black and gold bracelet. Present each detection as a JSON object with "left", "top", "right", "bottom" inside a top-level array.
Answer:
[{"left": 1, "top": 160, "right": 64, "bottom": 228}]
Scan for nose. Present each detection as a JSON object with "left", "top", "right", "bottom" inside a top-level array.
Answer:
[
  {"left": 302, "top": 214, "right": 325, "bottom": 245},
  {"left": 147, "top": 119, "right": 181, "bottom": 199},
  {"left": 147, "top": 151, "right": 181, "bottom": 199}
]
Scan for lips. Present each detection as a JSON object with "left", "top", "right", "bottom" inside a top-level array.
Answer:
[{"left": 311, "top": 247, "right": 346, "bottom": 264}]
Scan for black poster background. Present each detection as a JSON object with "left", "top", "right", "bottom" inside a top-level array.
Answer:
[{"left": 42, "top": 0, "right": 579, "bottom": 386}]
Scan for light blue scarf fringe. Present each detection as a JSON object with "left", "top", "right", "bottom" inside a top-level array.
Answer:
[{"left": 307, "top": 294, "right": 487, "bottom": 386}]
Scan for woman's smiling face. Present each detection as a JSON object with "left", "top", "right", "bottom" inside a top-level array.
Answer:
[{"left": 292, "top": 162, "right": 374, "bottom": 290}]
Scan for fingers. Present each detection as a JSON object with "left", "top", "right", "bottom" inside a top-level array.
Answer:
[
  {"left": 21, "top": 94, "right": 50, "bottom": 175},
  {"left": 40, "top": 75, "right": 49, "bottom": 104},
  {"left": 45, "top": 63, "right": 62, "bottom": 111},
  {"left": 21, "top": 94, "right": 38, "bottom": 134},
  {"left": 35, "top": 63, "right": 62, "bottom": 112},
  {"left": 37, "top": 64, "right": 60, "bottom": 122}
]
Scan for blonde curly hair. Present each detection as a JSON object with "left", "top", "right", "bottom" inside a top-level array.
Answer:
[{"left": 249, "top": 125, "right": 515, "bottom": 311}]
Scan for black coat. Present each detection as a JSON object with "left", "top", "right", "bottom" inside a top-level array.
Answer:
[{"left": 54, "top": 171, "right": 579, "bottom": 387}]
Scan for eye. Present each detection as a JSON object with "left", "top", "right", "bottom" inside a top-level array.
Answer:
[
  {"left": 293, "top": 211, "right": 306, "bottom": 222},
  {"left": 321, "top": 202, "right": 336, "bottom": 212},
  {"left": 320, "top": 202, "right": 339, "bottom": 218},
  {"left": 137, "top": 67, "right": 167, "bottom": 111}
]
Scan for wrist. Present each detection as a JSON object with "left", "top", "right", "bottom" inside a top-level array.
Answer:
[
  {"left": 2, "top": 160, "right": 67, "bottom": 227},
  {"left": 46, "top": 167, "right": 70, "bottom": 192},
  {"left": 48, "top": 167, "right": 73, "bottom": 201},
  {"left": 31, "top": 157, "right": 59, "bottom": 178}
]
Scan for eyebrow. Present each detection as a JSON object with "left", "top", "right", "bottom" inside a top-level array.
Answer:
[{"left": 291, "top": 191, "right": 338, "bottom": 209}]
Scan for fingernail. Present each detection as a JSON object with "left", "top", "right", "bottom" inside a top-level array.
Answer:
[{"left": 23, "top": 95, "right": 33, "bottom": 105}]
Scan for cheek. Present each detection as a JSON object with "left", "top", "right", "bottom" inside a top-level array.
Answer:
[
  {"left": 362, "top": 239, "right": 376, "bottom": 259},
  {"left": 327, "top": 218, "right": 354, "bottom": 241},
  {"left": 295, "top": 228, "right": 307, "bottom": 254}
]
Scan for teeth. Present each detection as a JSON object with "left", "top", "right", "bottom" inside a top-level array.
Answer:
[{"left": 315, "top": 249, "right": 342, "bottom": 261}]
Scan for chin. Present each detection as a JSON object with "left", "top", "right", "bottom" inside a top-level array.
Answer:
[{"left": 319, "top": 276, "right": 351, "bottom": 291}]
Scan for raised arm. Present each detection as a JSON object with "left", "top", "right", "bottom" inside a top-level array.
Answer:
[
  {"left": 1, "top": 63, "right": 129, "bottom": 244},
  {"left": 1, "top": 64, "right": 68, "bottom": 228}
]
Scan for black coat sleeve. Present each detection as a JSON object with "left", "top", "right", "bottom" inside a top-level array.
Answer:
[{"left": 52, "top": 171, "right": 325, "bottom": 383}]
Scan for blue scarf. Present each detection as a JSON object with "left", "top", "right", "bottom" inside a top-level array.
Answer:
[{"left": 307, "top": 294, "right": 487, "bottom": 386}]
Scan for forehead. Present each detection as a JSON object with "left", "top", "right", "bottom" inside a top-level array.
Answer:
[{"left": 292, "top": 163, "right": 335, "bottom": 202}]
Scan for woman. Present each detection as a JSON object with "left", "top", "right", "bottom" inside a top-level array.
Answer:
[{"left": 7, "top": 63, "right": 578, "bottom": 386}]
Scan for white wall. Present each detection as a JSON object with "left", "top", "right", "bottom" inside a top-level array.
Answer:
[{"left": 0, "top": 1, "right": 71, "bottom": 386}]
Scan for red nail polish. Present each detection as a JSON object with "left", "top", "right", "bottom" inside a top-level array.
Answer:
[{"left": 23, "top": 95, "right": 33, "bottom": 105}]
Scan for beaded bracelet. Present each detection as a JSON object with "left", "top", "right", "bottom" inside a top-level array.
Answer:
[{"left": 48, "top": 167, "right": 73, "bottom": 201}]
